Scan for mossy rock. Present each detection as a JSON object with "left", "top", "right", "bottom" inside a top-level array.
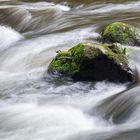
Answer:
[
  {"left": 101, "top": 22, "right": 140, "bottom": 45},
  {"left": 48, "top": 43, "right": 134, "bottom": 82}
]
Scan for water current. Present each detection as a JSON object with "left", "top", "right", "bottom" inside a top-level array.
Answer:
[{"left": 0, "top": 0, "right": 140, "bottom": 140}]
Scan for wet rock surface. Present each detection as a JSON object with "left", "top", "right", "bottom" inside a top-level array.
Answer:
[{"left": 48, "top": 43, "right": 134, "bottom": 82}]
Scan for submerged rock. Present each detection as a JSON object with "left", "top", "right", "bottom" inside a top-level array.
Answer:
[
  {"left": 48, "top": 43, "right": 134, "bottom": 82},
  {"left": 101, "top": 22, "right": 140, "bottom": 46}
]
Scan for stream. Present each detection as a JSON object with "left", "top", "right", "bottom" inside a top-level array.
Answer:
[{"left": 0, "top": 0, "right": 140, "bottom": 140}]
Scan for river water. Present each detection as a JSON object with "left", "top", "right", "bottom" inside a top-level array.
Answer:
[{"left": 0, "top": 0, "right": 140, "bottom": 140}]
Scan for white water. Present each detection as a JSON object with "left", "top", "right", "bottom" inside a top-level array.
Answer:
[
  {"left": 0, "top": 25, "right": 127, "bottom": 140},
  {"left": 0, "top": 26, "right": 23, "bottom": 50},
  {"left": 18, "top": 2, "right": 71, "bottom": 11}
]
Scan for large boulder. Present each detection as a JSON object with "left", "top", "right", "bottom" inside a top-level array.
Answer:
[
  {"left": 48, "top": 43, "right": 134, "bottom": 83},
  {"left": 101, "top": 22, "right": 140, "bottom": 46}
]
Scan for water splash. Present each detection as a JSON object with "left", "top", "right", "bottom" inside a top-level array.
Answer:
[{"left": 0, "top": 25, "right": 23, "bottom": 50}]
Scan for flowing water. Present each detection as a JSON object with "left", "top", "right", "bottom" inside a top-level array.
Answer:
[{"left": 0, "top": 0, "right": 140, "bottom": 140}]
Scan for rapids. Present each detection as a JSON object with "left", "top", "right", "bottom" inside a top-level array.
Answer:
[{"left": 0, "top": 0, "right": 140, "bottom": 140}]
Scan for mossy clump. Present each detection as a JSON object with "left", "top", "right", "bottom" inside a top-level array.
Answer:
[
  {"left": 48, "top": 43, "right": 134, "bottom": 82},
  {"left": 48, "top": 43, "right": 85, "bottom": 75},
  {"left": 101, "top": 22, "right": 139, "bottom": 45}
]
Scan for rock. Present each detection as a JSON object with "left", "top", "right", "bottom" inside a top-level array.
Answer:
[
  {"left": 101, "top": 22, "right": 140, "bottom": 46},
  {"left": 48, "top": 43, "right": 134, "bottom": 82}
]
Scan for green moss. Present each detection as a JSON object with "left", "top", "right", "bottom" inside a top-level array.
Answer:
[
  {"left": 48, "top": 44, "right": 85, "bottom": 75},
  {"left": 121, "top": 48, "right": 128, "bottom": 55},
  {"left": 83, "top": 44, "right": 105, "bottom": 59},
  {"left": 101, "top": 22, "right": 137, "bottom": 45},
  {"left": 69, "top": 43, "right": 84, "bottom": 63},
  {"left": 102, "top": 44, "right": 128, "bottom": 66},
  {"left": 48, "top": 43, "right": 128, "bottom": 76},
  {"left": 48, "top": 51, "right": 77, "bottom": 75}
]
